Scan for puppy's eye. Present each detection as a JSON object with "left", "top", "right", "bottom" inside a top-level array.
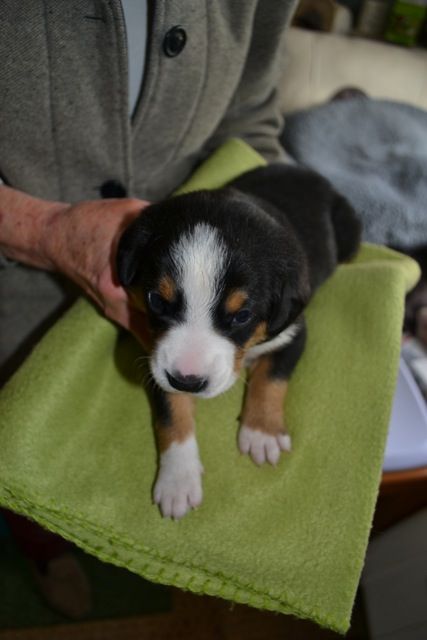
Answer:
[
  {"left": 148, "top": 291, "right": 167, "bottom": 315},
  {"left": 232, "top": 308, "right": 253, "bottom": 327}
]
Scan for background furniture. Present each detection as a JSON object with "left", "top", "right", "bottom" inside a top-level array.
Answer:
[
  {"left": 279, "top": 27, "right": 427, "bottom": 113},
  {"left": 279, "top": 26, "right": 427, "bottom": 523}
]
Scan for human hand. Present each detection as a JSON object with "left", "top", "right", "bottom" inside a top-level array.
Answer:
[{"left": 44, "top": 198, "right": 151, "bottom": 346}]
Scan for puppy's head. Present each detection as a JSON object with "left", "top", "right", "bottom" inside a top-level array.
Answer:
[{"left": 117, "top": 190, "right": 309, "bottom": 398}]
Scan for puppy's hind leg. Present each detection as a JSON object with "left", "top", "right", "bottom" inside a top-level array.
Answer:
[
  {"left": 151, "top": 389, "right": 203, "bottom": 519},
  {"left": 239, "top": 323, "right": 307, "bottom": 466}
]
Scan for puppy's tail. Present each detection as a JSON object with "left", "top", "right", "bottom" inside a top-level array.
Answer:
[{"left": 331, "top": 193, "right": 362, "bottom": 263}]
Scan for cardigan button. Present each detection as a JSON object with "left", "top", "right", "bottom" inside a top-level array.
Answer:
[
  {"left": 100, "top": 180, "right": 127, "bottom": 198},
  {"left": 163, "top": 26, "right": 187, "bottom": 57}
]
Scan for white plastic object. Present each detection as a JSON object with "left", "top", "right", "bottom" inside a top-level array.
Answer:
[{"left": 383, "top": 358, "right": 427, "bottom": 472}]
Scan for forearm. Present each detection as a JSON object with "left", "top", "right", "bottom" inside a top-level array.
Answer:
[
  {"left": 0, "top": 184, "right": 67, "bottom": 269},
  {"left": 0, "top": 184, "right": 150, "bottom": 342}
]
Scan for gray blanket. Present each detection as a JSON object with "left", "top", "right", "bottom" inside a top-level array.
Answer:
[{"left": 281, "top": 99, "right": 427, "bottom": 250}]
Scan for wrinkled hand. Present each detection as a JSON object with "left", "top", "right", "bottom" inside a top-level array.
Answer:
[{"left": 44, "top": 198, "right": 151, "bottom": 345}]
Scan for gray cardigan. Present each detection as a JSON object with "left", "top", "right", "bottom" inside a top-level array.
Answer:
[{"left": 0, "top": 0, "right": 296, "bottom": 202}]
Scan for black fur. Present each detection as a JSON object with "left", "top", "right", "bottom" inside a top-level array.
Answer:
[{"left": 229, "top": 164, "right": 361, "bottom": 291}]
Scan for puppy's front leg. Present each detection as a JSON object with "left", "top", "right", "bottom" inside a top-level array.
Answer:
[
  {"left": 239, "top": 324, "right": 306, "bottom": 465},
  {"left": 152, "top": 390, "right": 203, "bottom": 519}
]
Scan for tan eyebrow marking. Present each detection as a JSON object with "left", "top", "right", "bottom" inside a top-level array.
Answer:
[
  {"left": 225, "top": 289, "right": 248, "bottom": 314},
  {"left": 158, "top": 275, "right": 176, "bottom": 302}
]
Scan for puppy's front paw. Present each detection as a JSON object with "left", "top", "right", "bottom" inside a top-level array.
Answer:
[
  {"left": 153, "top": 439, "right": 203, "bottom": 519},
  {"left": 154, "top": 465, "right": 203, "bottom": 519},
  {"left": 238, "top": 425, "right": 291, "bottom": 466}
]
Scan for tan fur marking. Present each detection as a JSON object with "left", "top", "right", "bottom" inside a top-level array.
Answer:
[
  {"left": 158, "top": 275, "right": 176, "bottom": 302},
  {"left": 225, "top": 289, "right": 248, "bottom": 314},
  {"left": 241, "top": 356, "right": 288, "bottom": 435},
  {"left": 129, "top": 289, "right": 147, "bottom": 313},
  {"left": 234, "top": 321, "right": 268, "bottom": 372},
  {"left": 157, "top": 394, "right": 195, "bottom": 452}
]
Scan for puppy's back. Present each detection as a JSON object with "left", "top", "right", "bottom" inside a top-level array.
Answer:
[{"left": 229, "top": 164, "right": 361, "bottom": 290}]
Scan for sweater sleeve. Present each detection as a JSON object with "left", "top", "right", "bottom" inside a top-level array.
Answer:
[{"left": 205, "top": 0, "right": 296, "bottom": 164}]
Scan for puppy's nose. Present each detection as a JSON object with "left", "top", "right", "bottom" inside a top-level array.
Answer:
[{"left": 166, "top": 371, "right": 208, "bottom": 393}]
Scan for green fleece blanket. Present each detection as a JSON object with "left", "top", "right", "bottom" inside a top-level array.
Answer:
[{"left": 0, "top": 140, "right": 420, "bottom": 633}]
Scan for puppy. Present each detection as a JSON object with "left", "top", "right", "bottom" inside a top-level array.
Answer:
[{"left": 117, "top": 163, "right": 361, "bottom": 519}]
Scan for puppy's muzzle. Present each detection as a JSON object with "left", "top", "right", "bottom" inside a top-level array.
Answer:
[{"left": 166, "top": 371, "right": 208, "bottom": 394}]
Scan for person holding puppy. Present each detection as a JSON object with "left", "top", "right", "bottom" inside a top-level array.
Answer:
[{"left": 0, "top": 0, "right": 296, "bottom": 617}]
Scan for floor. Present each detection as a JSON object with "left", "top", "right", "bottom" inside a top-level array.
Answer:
[{"left": 0, "top": 587, "right": 367, "bottom": 640}]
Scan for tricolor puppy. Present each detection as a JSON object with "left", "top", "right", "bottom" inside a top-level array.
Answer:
[{"left": 117, "top": 163, "right": 361, "bottom": 519}]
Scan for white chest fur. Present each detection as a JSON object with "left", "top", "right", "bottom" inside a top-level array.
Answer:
[{"left": 244, "top": 322, "right": 300, "bottom": 364}]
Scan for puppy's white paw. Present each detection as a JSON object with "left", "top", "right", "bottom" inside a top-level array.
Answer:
[
  {"left": 153, "top": 438, "right": 203, "bottom": 519},
  {"left": 238, "top": 425, "right": 291, "bottom": 466}
]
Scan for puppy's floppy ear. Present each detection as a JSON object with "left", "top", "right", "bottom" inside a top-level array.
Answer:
[
  {"left": 267, "top": 272, "right": 310, "bottom": 337},
  {"left": 116, "top": 215, "right": 152, "bottom": 288}
]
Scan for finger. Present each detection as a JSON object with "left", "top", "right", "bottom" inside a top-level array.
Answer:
[{"left": 103, "top": 198, "right": 150, "bottom": 214}]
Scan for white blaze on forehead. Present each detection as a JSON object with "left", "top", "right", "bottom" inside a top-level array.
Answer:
[
  {"left": 150, "top": 222, "right": 237, "bottom": 398},
  {"left": 170, "top": 222, "right": 228, "bottom": 321}
]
